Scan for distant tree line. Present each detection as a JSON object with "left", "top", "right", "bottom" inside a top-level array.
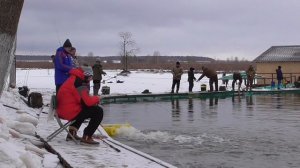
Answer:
[{"left": 16, "top": 55, "right": 253, "bottom": 72}]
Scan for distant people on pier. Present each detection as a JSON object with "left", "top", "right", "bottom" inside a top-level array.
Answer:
[
  {"left": 294, "top": 76, "right": 300, "bottom": 88},
  {"left": 51, "top": 55, "right": 55, "bottom": 63},
  {"left": 222, "top": 72, "right": 229, "bottom": 88},
  {"left": 171, "top": 62, "right": 183, "bottom": 93},
  {"left": 81, "top": 63, "right": 93, "bottom": 93},
  {"left": 56, "top": 68, "right": 103, "bottom": 145},
  {"left": 197, "top": 66, "right": 218, "bottom": 92},
  {"left": 232, "top": 72, "right": 242, "bottom": 91},
  {"left": 70, "top": 47, "right": 79, "bottom": 68},
  {"left": 54, "top": 39, "right": 75, "bottom": 93},
  {"left": 188, "top": 67, "right": 196, "bottom": 92},
  {"left": 246, "top": 65, "right": 256, "bottom": 91},
  {"left": 276, "top": 66, "right": 283, "bottom": 90},
  {"left": 92, "top": 58, "right": 106, "bottom": 96}
]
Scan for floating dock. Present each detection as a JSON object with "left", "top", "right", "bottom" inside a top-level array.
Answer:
[{"left": 101, "top": 89, "right": 300, "bottom": 104}]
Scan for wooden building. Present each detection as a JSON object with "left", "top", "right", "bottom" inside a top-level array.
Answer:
[{"left": 253, "top": 45, "right": 300, "bottom": 85}]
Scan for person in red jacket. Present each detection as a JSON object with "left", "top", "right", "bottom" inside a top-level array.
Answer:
[{"left": 56, "top": 68, "right": 103, "bottom": 145}]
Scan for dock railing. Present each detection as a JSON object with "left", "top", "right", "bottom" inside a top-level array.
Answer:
[{"left": 256, "top": 73, "right": 300, "bottom": 85}]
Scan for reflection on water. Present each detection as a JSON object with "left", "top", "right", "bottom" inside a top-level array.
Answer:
[
  {"left": 171, "top": 99, "right": 180, "bottom": 121},
  {"left": 276, "top": 94, "right": 282, "bottom": 109},
  {"left": 246, "top": 95, "right": 253, "bottom": 106},
  {"left": 209, "top": 97, "right": 218, "bottom": 107},
  {"left": 103, "top": 94, "right": 300, "bottom": 168},
  {"left": 188, "top": 98, "right": 194, "bottom": 122}
]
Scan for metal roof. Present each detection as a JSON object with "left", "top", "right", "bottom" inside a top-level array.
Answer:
[{"left": 254, "top": 45, "right": 300, "bottom": 63}]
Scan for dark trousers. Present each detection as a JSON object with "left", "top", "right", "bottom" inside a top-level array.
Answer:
[
  {"left": 209, "top": 76, "right": 218, "bottom": 91},
  {"left": 93, "top": 80, "right": 101, "bottom": 95},
  {"left": 188, "top": 80, "right": 194, "bottom": 92},
  {"left": 246, "top": 77, "right": 254, "bottom": 91},
  {"left": 232, "top": 79, "right": 242, "bottom": 91},
  {"left": 56, "top": 84, "right": 62, "bottom": 94},
  {"left": 70, "top": 106, "right": 103, "bottom": 136},
  {"left": 171, "top": 79, "right": 181, "bottom": 93},
  {"left": 277, "top": 79, "right": 282, "bottom": 89}
]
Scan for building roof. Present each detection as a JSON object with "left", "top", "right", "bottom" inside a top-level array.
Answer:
[{"left": 254, "top": 45, "right": 300, "bottom": 63}]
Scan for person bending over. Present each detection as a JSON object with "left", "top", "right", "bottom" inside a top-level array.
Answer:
[
  {"left": 232, "top": 72, "right": 242, "bottom": 91},
  {"left": 197, "top": 66, "right": 218, "bottom": 92}
]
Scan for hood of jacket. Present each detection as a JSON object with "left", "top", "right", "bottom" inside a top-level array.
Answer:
[{"left": 69, "top": 68, "right": 85, "bottom": 80}]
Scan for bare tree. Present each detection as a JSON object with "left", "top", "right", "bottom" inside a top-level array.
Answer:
[
  {"left": 87, "top": 52, "right": 94, "bottom": 57},
  {"left": 152, "top": 51, "right": 160, "bottom": 64},
  {"left": 119, "top": 32, "right": 139, "bottom": 73},
  {"left": 0, "top": 0, "right": 24, "bottom": 97}
]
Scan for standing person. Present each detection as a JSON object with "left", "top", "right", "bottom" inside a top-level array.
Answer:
[
  {"left": 56, "top": 68, "right": 103, "bottom": 145},
  {"left": 246, "top": 65, "right": 256, "bottom": 91},
  {"left": 70, "top": 47, "right": 79, "bottom": 68},
  {"left": 54, "top": 39, "right": 75, "bottom": 93},
  {"left": 197, "top": 66, "right": 218, "bottom": 92},
  {"left": 276, "top": 66, "right": 283, "bottom": 90},
  {"left": 171, "top": 62, "right": 183, "bottom": 93},
  {"left": 188, "top": 67, "right": 196, "bottom": 92},
  {"left": 232, "top": 72, "right": 243, "bottom": 91},
  {"left": 81, "top": 63, "right": 92, "bottom": 93},
  {"left": 92, "top": 59, "right": 106, "bottom": 96},
  {"left": 222, "top": 72, "right": 229, "bottom": 88}
]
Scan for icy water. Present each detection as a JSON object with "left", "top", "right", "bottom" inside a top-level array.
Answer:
[{"left": 102, "top": 94, "right": 300, "bottom": 168}]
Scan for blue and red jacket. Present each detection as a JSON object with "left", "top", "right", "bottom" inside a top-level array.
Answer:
[
  {"left": 56, "top": 68, "right": 100, "bottom": 120},
  {"left": 54, "top": 47, "right": 74, "bottom": 85}
]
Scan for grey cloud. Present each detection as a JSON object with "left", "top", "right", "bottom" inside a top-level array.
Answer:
[{"left": 16, "top": 0, "right": 300, "bottom": 60}]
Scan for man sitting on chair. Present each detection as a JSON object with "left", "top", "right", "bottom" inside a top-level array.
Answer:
[{"left": 56, "top": 67, "right": 103, "bottom": 145}]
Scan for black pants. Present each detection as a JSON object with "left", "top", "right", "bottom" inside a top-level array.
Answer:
[
  {"left": 232, "top": 79, "right": 242, "bottom": 91},
  {"left": 188, "top": 80, "right": 194, "bottom": 92},
  {"left": 70, "top": 106, "right": 103, "bottom": 136},
  {"left": 171, "top": 79, "right": 181, "bottom": 93},
  {"left": 93, "top": 80, "right": 101, "bottom": 96},
  {"left": 209, "top": 75, "right": 218, "bottom": 91},
  {"left": 246, "top": 77, "right": 254, "bottom": 90},
  {"left": 56, "top": 84, "right": 62, "bottom": 94}
]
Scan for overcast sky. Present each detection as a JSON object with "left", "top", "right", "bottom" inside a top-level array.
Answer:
[{"left": 16, "top": 0, "right": 300, "bottom": 60}]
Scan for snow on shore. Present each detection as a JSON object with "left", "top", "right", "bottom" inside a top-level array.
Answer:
[
  {"left": 0, "top": 69, "right": 191, "bottom": 168},
  {"left": 0, "top": 90, "right": 60, "bottom": 168}
]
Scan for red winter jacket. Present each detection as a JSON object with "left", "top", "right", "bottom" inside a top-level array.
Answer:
[{"left": 56, "top": 68, "right": 100, "bottom": 120}]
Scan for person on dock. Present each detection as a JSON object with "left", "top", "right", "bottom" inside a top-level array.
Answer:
[
  {"left": 246, "top": 65, "right": 256, "bottom": 91},
  {"left": 70, "top": 47, "right": 79, "bottom": 68},
  {"left": 54, "top": 39, "right": 75, "bottom": 93},
  {"left": 171, "top": 62, "right": 183, "bottom": 93},
  {"left": 222, "top": 72, "right": 229, "bottom": 88},
  {"left": 81, "top": 63, "right": 93, "bottom": 93},
  {"left": 188, "top": 67, "right": 196, "bottom": 92},
  {"left": 56, "top": 68, "right": 103, "bottom": 145},
  {"left": 232, "top": 72, "right": 242, "bottom": 91},
  {"left": 197, "top": 66, "right": 218, "bottom": 92},
  {"left": 276, "top": 66, "right": 283, "bottom": 90},
  {"left": 92, "top": 58, "right": 106, "bottom": 95}
]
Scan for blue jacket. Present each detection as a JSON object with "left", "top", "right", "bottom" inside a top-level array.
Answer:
[{"left": 54, "top": 47, "right": 74, "bottom": 85}]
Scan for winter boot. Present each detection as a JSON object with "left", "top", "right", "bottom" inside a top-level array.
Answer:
[
  {"left": 66, "top": 126, "right": 81, "bottom": 141},
  {"left": 80, "top": 135, "right": 100, "bottom": 145}
]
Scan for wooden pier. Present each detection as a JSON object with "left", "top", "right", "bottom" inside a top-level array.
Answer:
[{"left": 101, "top": 89, "right": 300, "bottom": 104}]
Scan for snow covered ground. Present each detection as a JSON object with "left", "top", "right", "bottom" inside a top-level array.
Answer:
[
  {"left": 3, "top": 68, "right": 218, "bottom": 168},
  {"left": 0, "top": 90, "right": 61, "bottom": 168},
  {"left": 16, "top": 68, "right": 222, "bottom": 94}
]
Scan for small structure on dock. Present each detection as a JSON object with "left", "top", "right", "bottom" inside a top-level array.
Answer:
[{"left": 253, "top": 45, "right": 300, "bottom": 85}]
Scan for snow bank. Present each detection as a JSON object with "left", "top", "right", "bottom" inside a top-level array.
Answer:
[{"left": 0, "top": 90, "right": 60, "bottom": 168}]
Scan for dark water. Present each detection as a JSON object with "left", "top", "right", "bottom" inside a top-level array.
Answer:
[{"left": 102, "top": 94, "right": 300, "bottom": 168}]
